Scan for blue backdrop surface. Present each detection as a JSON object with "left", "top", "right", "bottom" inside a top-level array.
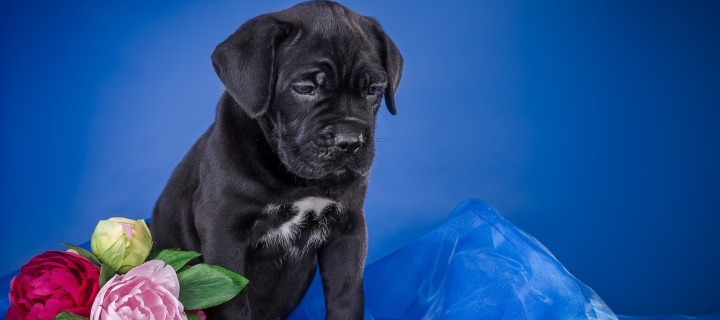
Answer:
[{"left": 1, "top": 0, "right": 718, "bottom": 316}]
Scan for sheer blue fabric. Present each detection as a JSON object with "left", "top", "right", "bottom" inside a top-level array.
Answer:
[
  {"left": 1, "top": 199, "right": 718, "bottom": 319},
  {"left": 288, "top": 199, "right": 719, "bottom": 320},
  {"left": 289, "top": 199, "right": 617, "bottom": 320}
]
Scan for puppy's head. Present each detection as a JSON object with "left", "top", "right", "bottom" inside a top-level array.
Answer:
[{"left": 212, "top": 1, "right": 403, "bottom": 181}]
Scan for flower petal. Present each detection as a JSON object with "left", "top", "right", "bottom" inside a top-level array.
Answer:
[{"left": 125, "top": 260, "right": 180, "bottom": 297}]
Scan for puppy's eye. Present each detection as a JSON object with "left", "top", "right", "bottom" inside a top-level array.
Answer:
[
  {"left": 366, "top": 85, "right": 382, "bottom": 96},
  {"left": 293, "top": 84, "right": 316, "bottom": 95}
]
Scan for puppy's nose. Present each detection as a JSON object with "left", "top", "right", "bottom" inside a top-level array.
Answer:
[{"left": 334, "top": 132, "right": 364, "bottom": 154}]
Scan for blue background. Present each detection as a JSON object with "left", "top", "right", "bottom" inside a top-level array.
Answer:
[{"left": 1, "top": 0, "right": 718, "bottom": 316}]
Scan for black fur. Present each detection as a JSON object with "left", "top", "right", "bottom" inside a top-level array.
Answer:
[{"left": 151, "top": 1, "right": 402, "bottom": 319}]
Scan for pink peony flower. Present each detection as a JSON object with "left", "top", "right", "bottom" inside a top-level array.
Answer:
[
  {"left": 6, "top": 250, "right": 101, "bottom": 320},
  {"left": 90, "top": 260, "right": 187, "bottom": 320}
]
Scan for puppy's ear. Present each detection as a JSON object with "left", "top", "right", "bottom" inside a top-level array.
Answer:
[
  {"left": 370, "top": 20, "right": 403, "bottom": 115},
  {"left": 211, "top": 16, "right": 291, "bottom": 119}
]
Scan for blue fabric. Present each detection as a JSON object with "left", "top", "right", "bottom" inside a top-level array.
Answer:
[
  {"left": 2, "top": 199, "right": 718, "bottom": 320},
  {"left": 289, "top": 199, "right": 617, "bottom": 319},
  {"left": 287, "top": 199, "right": 719, "bottom": 320}
]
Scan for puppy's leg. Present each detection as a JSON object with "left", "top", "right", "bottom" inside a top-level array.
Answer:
[
  {"left": 318, "top": 212, "right": 367, "bottom": 320},
  {"left": 198, "top": 222, "right": 254, "bottom": 319}
]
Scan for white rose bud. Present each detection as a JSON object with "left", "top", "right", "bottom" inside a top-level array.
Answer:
[{"left": 91, "top": 217, "right": 152, "bottom": 273}]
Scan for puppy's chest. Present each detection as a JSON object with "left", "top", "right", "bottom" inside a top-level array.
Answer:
[{"left": 255, "top": 197, "right": 342, "bottom": 261}]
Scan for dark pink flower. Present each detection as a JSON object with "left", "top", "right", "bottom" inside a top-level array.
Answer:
[{"left": 6, "top": 250, "right": 101, "bottom": 320}]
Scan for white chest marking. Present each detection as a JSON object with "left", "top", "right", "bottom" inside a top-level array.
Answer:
[
  {"left": 292, "top": 197, "right": 335, "bottom": 217},
  {"left": 259, "top": 197, "right": 340, "bottom": 260}
]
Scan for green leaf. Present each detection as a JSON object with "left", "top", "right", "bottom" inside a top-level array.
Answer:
[
  {"left": 59, "top": 243, "right": 101, "bottom": 266},
  {"left": 150, "top": 249, "right": 202, "bottom": 271},
  {"left": 53, "top": 311, "right": 89, "bottom": 320},
  {"left": 186, "top": 311, "right": 201, "bottom": 320},
  {"left": 99, "top": 263, "right": 117, "bottom": 288},
  {"left": 177, "top": 264, "right": 249, "bottom": 310}
]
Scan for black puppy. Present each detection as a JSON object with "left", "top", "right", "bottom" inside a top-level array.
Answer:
[{"left": 151, "top": 1, "right": 402, "bottom": 319}]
